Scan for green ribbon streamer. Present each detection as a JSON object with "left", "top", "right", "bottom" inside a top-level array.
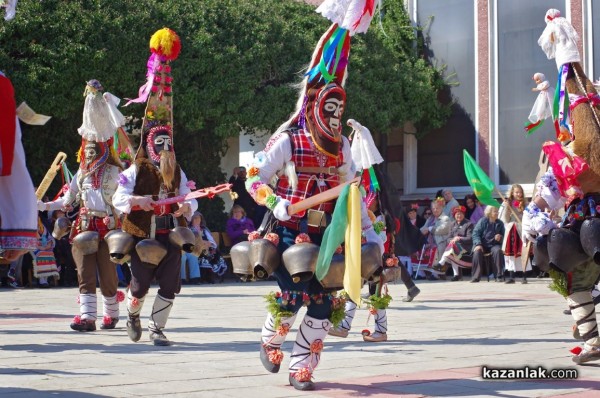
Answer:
[
  {"left": 315, "top": 184, "right": 350, "bottom": 281},
  {"left": 368, "top": 167, "right": 379, "bottom": 191}
]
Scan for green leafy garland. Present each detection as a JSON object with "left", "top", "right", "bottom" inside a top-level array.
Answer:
[
  {"left": 364, "top": 293, "right": 393, "bottom": 310},
  {"left": 329, "top": 293, "right": 348, "bottom": 328},
  {"left": 264, "top": 292, "right": 294, "bottom": 329},
  {"left": 548, "top": 269, "right": 568, "bottom": 298}
]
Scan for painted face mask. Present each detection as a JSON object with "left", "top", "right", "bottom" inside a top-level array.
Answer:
[
  {"left": 306, "top": 83, "right": 346, "bottom": 157},
  {"left": 81, "top": 140, "right": 109, "bottom": 173},
  {"left": 146, "top": 125, "right": 174, "bottom": 164}
]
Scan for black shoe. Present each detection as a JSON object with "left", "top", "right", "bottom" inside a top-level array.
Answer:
[
  {"left": 289, "top": 373, "right": 315, "bottom": 391},
  {"left": 470, "top": 278, "right": 480, "bottom": 283},
  {"left": 563, "top": 308, "right": 572, "bottom": 315},
  {"left": 521, "top": 279, "right": 528, "bottom": 284},
  {"left": 190, "top": 277, "right": 201, "bottom": 285},
  {"left": 100, "top": 317, "right": 119, "bottom": 330},
  {"left": 260, "top": 344, "right": 280, "bottom": 373},
  {"left": 70, "top": 319, "right": 96, "bottom": 332},
  {"left": 127, "top": 315, "right": 142, "bottom": 342},
  {"left": 451, "top": 275, "right": 462, "bottom": 282},
  {"left": 149, "top": 330, "right": 171, "bottom": 346},
  {"left": 402, "top": 286, "right": 421, "bottom": 302},
  {"left": 504, "top": 279, "right": 515, "bottom": 284},
  {"left": 426, "top": 273, "right": 438, "bottom": 281}
]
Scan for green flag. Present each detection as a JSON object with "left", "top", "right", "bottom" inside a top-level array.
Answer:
[{"left": 463, "top": 149, "right": 499, "bottom": 208}]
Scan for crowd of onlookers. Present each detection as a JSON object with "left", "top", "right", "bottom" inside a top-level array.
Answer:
[
  {"left": 0, "top": 167, "right": 541, "bottom": 290},
  {"left": 403, "top": 186, "right": 542, "bottom": 284}
]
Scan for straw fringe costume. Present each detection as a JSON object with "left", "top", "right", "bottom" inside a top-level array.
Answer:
[{"left": 531, "top": 9, "right": 600, "bottom": 364}]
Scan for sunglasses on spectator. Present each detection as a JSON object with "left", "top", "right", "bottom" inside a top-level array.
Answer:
[{"left": 424, "top": 211, "right": 432, "bottom": 215}]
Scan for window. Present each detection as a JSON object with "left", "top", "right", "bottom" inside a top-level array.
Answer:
[
  {"left": 407, "top": 0, "right": 476, "bottom": 193},
  {"left": 493, "top": 0, "right": 566, "bottom": 186}
]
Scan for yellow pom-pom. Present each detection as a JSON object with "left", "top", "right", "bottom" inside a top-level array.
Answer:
[{"left": 149, "top": 28, "right": 181, "bottom": 61}]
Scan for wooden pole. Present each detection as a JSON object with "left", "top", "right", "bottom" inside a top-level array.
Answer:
[{"left": 287, "top": 177, "right": 360, "bottom": 216}]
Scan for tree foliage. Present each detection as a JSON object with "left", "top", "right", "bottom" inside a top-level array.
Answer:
[{"left": 0, "top": 0, "right": 449, "bottom": 229}]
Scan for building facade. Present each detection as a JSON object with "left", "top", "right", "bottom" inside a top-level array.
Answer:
[{"left": 224, "top": 0, "right": 598, "bottom": 207}]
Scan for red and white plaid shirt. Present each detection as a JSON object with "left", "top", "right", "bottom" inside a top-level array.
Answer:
[{"left": 275, "top": 128, "right": 344, "bottom": 223}]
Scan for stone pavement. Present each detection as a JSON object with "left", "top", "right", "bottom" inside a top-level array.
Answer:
[{"left": 1, "top": 277, "right": 599, "bottom": 397}]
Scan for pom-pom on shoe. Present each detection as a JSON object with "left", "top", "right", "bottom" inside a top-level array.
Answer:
[
  {"left": 289, "top": 369, "right": 315, "bottom": 391},
  {"left": 260, "top": 344, "right": 282, "bottom": 373},
  {"left": 100, "top": 316, "right": 119, "bottom": 330},
  {"left": 70, "top": 316, "right": 96, "bottom": 332}
]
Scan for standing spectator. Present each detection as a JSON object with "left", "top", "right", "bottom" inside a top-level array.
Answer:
[
  {"left": 442, "top": 189, "right": 460, "bottom": 217},
  {"left": 407, "top": 204, "right": 426, "bottom": 228},
  {"left": 226, "top": 205, "right": 256, "bottom": 245},
  {"left": 229, "top": 166, "right": 257, "bottom": 225},
  {"left": 464, "top": 194, "right": 485, "bottom": 225},
  {"left": 499, "top": 184, "right": 529, "bottom": 284},
  {"left": 471, "top": 206, "right": 505, "bottom": 283}
]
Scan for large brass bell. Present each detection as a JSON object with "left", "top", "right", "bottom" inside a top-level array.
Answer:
[
  {"left": 547, "top": 228, "right": 589, "bottom": 273},
  {"left": 52, "top": 217, "right": 71, "bottom": 240},
  {"left": 135, "top": 239, "right": 167, "bottom": 267},
  {"left": 580, "top": 218, "right": 600, "bottom": 265},
  {"left": 282, "top": 242, "right": 319, "bottom": 283},
  {"left": 192, "top": 230, "right": 212, "bottom": 256},
  {"left": 361, "top": 242, "right": 383, "bottom": 280},
  {"left": 319, "top": 253, "right": 345, "bottom": 291},
  {"left": 230, "top": 241, "right": 253, "bottom": 281},
  {"left": 104, "top": 229, "right": 135, "bottom": 264},
  {"left": 72, "top": 230, "right": 100, "bottom": 255},
  {"left": 250, "top": 239, "right": 280, "bottom": 280},
  {"left": 169, "top": 226, "right": 196, "bottom": 253},
  {"left": 533, "top": 235, "right": 549, "bottom": 272}
]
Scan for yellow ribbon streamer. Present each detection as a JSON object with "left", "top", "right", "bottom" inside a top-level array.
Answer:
[{"left": 343, "top": 183, "right": 362, "bottom": 305}]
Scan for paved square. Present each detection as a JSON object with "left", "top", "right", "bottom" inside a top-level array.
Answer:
[{"left": 1, "top": 278, "right": 599, "bottom": 397}]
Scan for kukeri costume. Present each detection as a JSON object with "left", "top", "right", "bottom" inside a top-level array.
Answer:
[
  {"left": 0, "top": 72, "right": 38, "bottom": 260},
  {"left": 112, "top": 28, "right": 198, "bottom": 347},
  {"left": 39, "top": 79, "right": 125, "bottom": 331},
  {"left": 528, "top": 9, "right": 600, "bottom": 364},
  {"left": 233, "top": 2, "right": 384, "bottom": 390}
]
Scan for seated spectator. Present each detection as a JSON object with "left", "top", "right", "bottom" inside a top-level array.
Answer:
[
  {"left": 442, "top": 189, "right": 460, "bottom": 217},
  {"left": 196, "top": 212, "right": 227, "bottom": 284},
  {"left": 431, "top": 206, "right": 473, "bottom": 281},
  {"left": 470, "top": 206, "right": 505, "bottom": 283},
  {"left": 32, "top": 216, "right": 59, "bottom": 287},
  {"left": 181, "top": 212, "right": 203, "bottom": 285},
  {"left": 226, "top": 205, "right": 256, "bottom": 245},
  {"left": 464, "top": 194, "right": 485, "bottom": 225},
  {"left": 420, "top": 198, "right": 451, "bottom": 280}
]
